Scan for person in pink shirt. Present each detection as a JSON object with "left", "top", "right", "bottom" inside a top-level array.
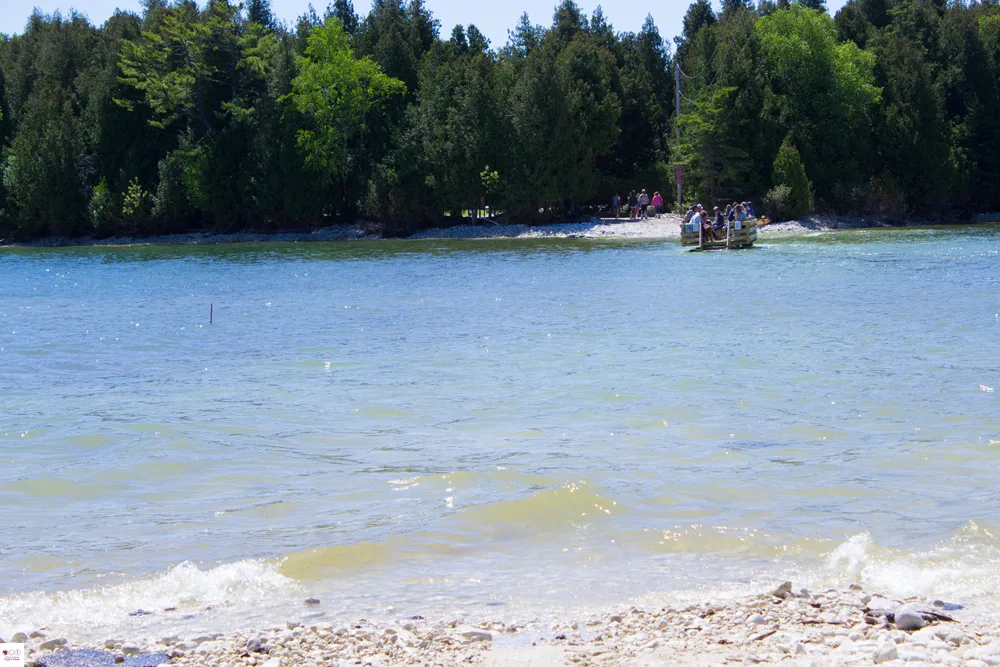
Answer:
[{"left": 651, "top": 192, "right": 663, "bottom": 216}]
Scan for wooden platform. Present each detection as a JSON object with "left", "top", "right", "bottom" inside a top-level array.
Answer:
[{"left": 681, "top": 219, "right": 758, "bottom": 250}]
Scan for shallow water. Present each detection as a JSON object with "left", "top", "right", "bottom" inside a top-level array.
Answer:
[{"left": 1, "top": 227, "right": 999, "bottom": 640}]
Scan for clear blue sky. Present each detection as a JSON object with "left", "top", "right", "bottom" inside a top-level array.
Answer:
[{"left": 1, "top": 0, "right": 849, "bottom": 48}]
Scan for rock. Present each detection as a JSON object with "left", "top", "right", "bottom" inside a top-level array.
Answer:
[
  {"left": 895, "top": 603, "right": 926, "bottom": 631},
  {"left": 932, "top": 600, "right": 963, "bottom": 611},
  {"left": 861, "top": 594, "right": 872, "bottom": 605},
  {"left": 120, "top": 646, "right": 140, "bottom": 656},
  {"left": 127, "top": 610, "right": 152, "bottom": 617},
  {"left": 873, "top": 636, "right": 899, "bottom": 664},
  {"left": 190, "top": 635, "right": 213, "bottom": 644},
  {"left": 246, "top": 637, "right": 263, "bottom": 653},
  {"left": 194, "top": 640, "right": 227, "bottom": 655},
  {"left": 460, "top": 630, "right": 492, "bottom": 643},
  {"left": 771, "top": 582, "right": 793, "bottom": 599},
  {"left": 304, "top": 598, "right": 320, "bottom": 605},
  {"left": 172, "top": 642, "right": 197, "bottom": 651},
  {"left": 38, "top": 639, "right": 67, "bottom": 651},
  {"left": 13, "top": 633, "right": 28, "bottom": 643},
  {"left": 260, "top": 658, "right": 281, "bottom": 667},
  {"left": 158, "top": 636, "right": 178, "bottom": 647},
  {"left": 747, "top": 614, "right": 767, "bottom": 625},
  {"left": 30, "top": 631, "right": 46, "bottom": 639},
  {"left": 285, "top": 621, "right": 300, "bottom": 630},
  {"left": 608, "top": 615, "right": 623, "bottom": 624}
]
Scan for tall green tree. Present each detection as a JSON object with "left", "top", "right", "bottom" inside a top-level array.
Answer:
[{"left": 289, "top": 16, "right": 405, "bottom": 217}]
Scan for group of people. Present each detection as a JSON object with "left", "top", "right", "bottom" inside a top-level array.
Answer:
[
  {"left": 611, "top": 189, "right": 664, "bottom": 220},
  {"left": 684, "top": 201, "right": 756, "bottom": 241}
]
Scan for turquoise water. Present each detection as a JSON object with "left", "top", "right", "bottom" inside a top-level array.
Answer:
[{"left": 1, "top": 227, "right": 999, "bottom": 640}]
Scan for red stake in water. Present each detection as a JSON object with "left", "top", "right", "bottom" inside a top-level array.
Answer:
[{"left": 210, "top": 303, "right": 213, "bottom": 325}]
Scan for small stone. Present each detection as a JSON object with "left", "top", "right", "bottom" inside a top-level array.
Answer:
[
  {"left": 895, "top": 603, "right": 926, "bottom": 632},
  {"left": 747, "top": 614, "right": 767, "bottom": 625},
  {"left": 13, "top": 633, "right": 28, "bottom": 644},
  {"left": 285, "top": 621, "right": 300, "bottom": 630},
  {"left": 873, "top": 636, "right": 898, "bottom": 664},
  {"left": 459, "top": 630, "right": 492, "bottom": 643},
  {"left": 29, "top": 632, "right": 46, "bottom": 639},
  {"left": 159, "top": 636, "right": 179, "bottom": 647},
  {"left": 849, "top": 583, "right": 863, "bottom": 591},
  {"left": 247, "top": 637, "right": 263, "bottom": 653},
  {"left": 304, "top": 598, "right": 320, "bottom": 606},
  {"left": 795, "top": 643, "right": 808, "bottom": 655},
  {"left": 608, "top": 615, "right": 623, "bottom": 624},
  {"left": 191, "top": 636, "right": 213, "bottom": 644},
  {"left": 38, "top": 639, "right": 67, "bottom": 651},
  {"left": 121, "top": 645, "right": 141, "bottom": 656},
  {"left": 260, "top": 659, "right": 282, "bottom": 667},
  {"left": 861, "top": 594, "right": 872, "bottom": 605}
]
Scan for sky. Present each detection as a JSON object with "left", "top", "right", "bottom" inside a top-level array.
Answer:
[{"left": 2, "top": 0, "right": 850, "bottom": 47}]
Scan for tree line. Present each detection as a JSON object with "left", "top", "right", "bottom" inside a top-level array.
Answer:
[{"left": 0, "top": 0, "right": 998, "bottom": 240}]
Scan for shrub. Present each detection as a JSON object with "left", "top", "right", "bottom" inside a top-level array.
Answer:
[
  {"left": 772, "top": 134, "right": 813, "bottom": 219},
  {"left": 88, "top": 178, "right": 118, "bottom": 236}
]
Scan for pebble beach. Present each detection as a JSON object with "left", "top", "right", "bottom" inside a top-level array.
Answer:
[{"left": 13, "top": 582, "right": 1000, "bottom": 667}]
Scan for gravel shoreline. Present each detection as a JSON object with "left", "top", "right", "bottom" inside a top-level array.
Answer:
[
  {"left": 15, "top": 583, "right": 1000, "bottom": 666},
  {"left": 4, "top": 213, "right": 967, "bottom": 248}
]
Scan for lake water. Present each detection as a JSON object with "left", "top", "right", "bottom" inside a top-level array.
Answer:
[{"left": 1, "top": 227, "right": 999, "bottom": 642}]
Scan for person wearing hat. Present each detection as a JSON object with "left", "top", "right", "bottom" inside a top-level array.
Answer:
[{"left": 638, "top": 189, "right": 650, "bottom": 219}]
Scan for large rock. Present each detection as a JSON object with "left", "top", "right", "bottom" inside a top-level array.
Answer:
[
  {"left": 895, "top": 603, "right": 926, "bottom": 631},
  {"left": 460, "top": 629, "right": 493, "bottom": 642},
  {"left": 771, "top": 582, "right": 793, "bottom": 599},
  {"left": 12, "top": 633, "right": 28, "bottom": 644}
]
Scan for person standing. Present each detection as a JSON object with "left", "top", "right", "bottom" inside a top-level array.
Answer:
[
  {"left": 627, "top": 191, "right": 638, "bottom": 220},
  {"left": 638, "top": 189, "right": 650, "bottom": 219},
  {"left": 612, "top": 193, "right": 621, "bottom": 220},
  {"left": 651, "top": 191, "right": 663, "bottom": 216}
]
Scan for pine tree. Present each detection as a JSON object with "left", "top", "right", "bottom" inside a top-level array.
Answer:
[{"left": 770, "top": 134, "right": 813, "bottom": 218}]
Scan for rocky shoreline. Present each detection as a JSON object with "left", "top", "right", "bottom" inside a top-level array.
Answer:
[
  {"left": 2, "top": 213, "right": 977, "bottom": 248},
  {"left": 12, "top": 583, "right": 1000, "bottom": 666}
]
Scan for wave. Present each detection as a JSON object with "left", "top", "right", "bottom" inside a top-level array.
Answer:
[{"left": 0, "top": 560, "right": 296, "bottom": 642}]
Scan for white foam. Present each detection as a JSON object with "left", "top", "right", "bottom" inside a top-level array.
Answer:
[
  {"left": 0, "top": 559, "right": 298, "bottom": 642},
  {"left": 818, "top": 524, "right": 1000, "bottom": 613}
]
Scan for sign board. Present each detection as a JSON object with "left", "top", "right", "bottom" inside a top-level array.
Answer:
[{"left": 673, "top": 164, "right": 684, "bottom": 185}]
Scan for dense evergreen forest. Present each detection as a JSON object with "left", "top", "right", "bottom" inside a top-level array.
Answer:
[{"left": 1, "top": 0, "right": 999, "bottom": 240}]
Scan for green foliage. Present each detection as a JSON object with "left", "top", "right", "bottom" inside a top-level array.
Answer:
[
  {"left": 756, "top": 6, "right": 880, "bottom": 202},
  {"left": 770, "top": 135, "right": 813, "bottom": 219},
  {"left": 289, "top": 16, "right": 405, "bottom": 209},
  {"left": 88, "top": 177, "right": 118, "bottom": 234},
  {"left": 1, "top": 0, "right": 1000, "bottom": 240}
]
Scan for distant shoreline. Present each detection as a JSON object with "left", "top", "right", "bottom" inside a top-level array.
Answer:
[{"left": 0, "top": 214, "right": 988, "bottom": 249}]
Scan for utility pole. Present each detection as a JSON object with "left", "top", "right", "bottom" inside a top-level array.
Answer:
[{"left": 674, "top": 62, "right": 683, "bottom": 213}]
